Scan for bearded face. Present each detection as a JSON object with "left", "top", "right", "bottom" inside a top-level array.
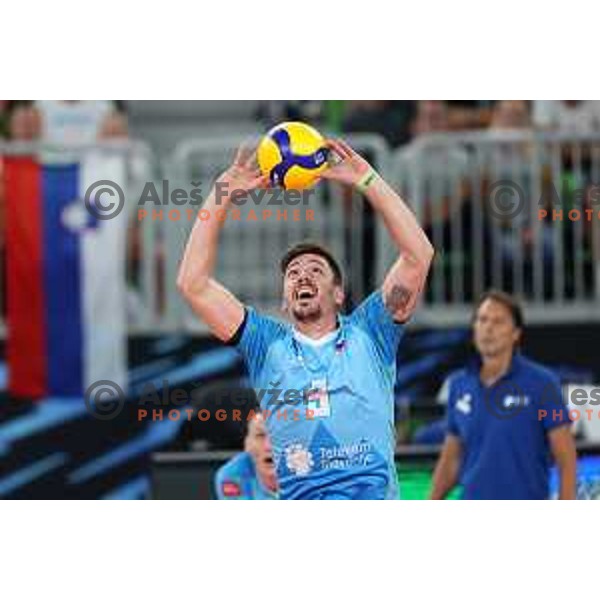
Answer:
[{"left": 282, "top": 254, "right": 344, "bottom": 324}]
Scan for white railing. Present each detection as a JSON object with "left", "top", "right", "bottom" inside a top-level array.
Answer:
[
  {"left": 381, "top": 131, "right": 600, "bottom": 326},
  {"left": 3, "top": 131, "right": 600, "bottom": 338},
  {"left": 133, "top": 133, "right": 385, "bottom": 333}
]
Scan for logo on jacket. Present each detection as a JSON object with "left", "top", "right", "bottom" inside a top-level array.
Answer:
[
  {"left": 456, "top": 393, "right": 472, "bottom": 415},
  {"left": 503, "top": 395, "right": 530, "bottom": 408},
  {"left": 285, "top": 444, "right": 314, "bottom": 476}
]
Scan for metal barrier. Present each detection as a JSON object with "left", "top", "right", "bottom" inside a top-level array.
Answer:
[
  {"left": 383, "top": 131, "right": 600, "bottom": 326},
  {"left": 145, "top": 133, "right": 389, "bottom": 333},
  {"left": 3, "top": 131, "right": 600, "bottom": 336}
]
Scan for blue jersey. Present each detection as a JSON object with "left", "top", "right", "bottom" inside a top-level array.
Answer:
[
  {"left": 446, "top": 354, "right": 571, "bottom": 500},
  {"left": 229, "top": 291, "right": 404, "bottom": 500},
  {"left": 214, "top": 452, "right": 276, "bottom": 500}
]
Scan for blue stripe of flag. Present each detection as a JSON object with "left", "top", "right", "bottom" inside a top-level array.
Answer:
[{"left": 42, "top": 163, "right": 84, "bottom": 395}]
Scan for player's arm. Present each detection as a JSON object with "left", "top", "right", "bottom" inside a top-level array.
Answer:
[
  {"left": 429, "top": 434, "right": 462, "bottom": 500},
  {"left": 177, "top": 146, "right": 268, "bottom": 341},
  {"left": 323, "top": 139, "right": 434, "bottom": 322},
  {"left": 214, "top": 468, "right": 246, "bottom": 500},
  {"left": 548, "top": 425, "right": 577, "bottom": 500}
]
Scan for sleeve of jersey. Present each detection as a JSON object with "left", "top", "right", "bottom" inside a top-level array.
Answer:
[
  {"left": 226, "top": 307, "right": 286, "bottom": 381},
  {"left": 350, "top": 290, "right": 405, "bottom": 365},
  {"left": 444, "top": 376, "right": 460, "bottom": 436},
  {"left": 214, "top": 465, "right": 246, "bottom": 500},
  {"left": 537, "top": 372, "right": 571, "bottom": 431}
]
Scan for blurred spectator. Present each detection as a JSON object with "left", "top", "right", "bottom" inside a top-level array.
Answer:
[
  {"left": 482, "top": 101, "right": 536, "bottom": 294},
  {"left": 398, "top": 100, "right": 470, "bottom": 177},
  {"left": 256, "top": 100, "right": 326, "bottom": 126},
  {"left": 532, "top": 101, "right": 599, "bottom": 299},
  {"left": 343, "top": 101, "right": 415, "bottom": 148},
  {"left": 490, "top": 100, "right": 531, "bottom": 130},
  {"left": 446, "top": 100, "right": 495, "bottom": 130},
  {"left": 8, "top": 101, "right": 41, "bottom": 140},
  {"left": 397, "top": 101, "right": 481, "bottom": 302},
  {"left": 413, "top": 100, "right": 450, "bottom": 133},
  {"left": 98, "top": 110, "right": 129, "bottom": 139},
  {"left": 256, "top": 100, "right": 347, "bottom": 133},
  {"left": 0, "top": 101, "right": 9, "bottom": 138},
  {"left": 397, "top": 101, "right": 471, "bottom": 222},
  {"left": 485, "top": 100, "right": 532, "bottom": 172},
  {"left": 534, "top": 101, "right": 600, "bottom": 177},
  {"left": 34, "top": 100, "right": 126, "bottom": 144},
  {"left": 6, "top": 100, "right": 128, "bottom": 144},
  {"left": 533, "top": 100, "right": 600, "bottom": 132}
]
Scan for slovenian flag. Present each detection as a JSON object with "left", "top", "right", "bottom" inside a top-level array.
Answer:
[{"left": 4, "top": 154, "right": 128, "bottom": 399}]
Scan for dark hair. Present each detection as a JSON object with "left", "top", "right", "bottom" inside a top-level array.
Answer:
[
  {"left": 474, "top": 289, "right": 524, "bottom": 329},
  {"left": 280, "top": 242, "right": 343, "bottom": 285}
]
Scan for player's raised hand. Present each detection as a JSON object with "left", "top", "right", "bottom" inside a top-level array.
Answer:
[
  {"left": 219, "top": 144, "right": 270, "bottom": 191},
  {"left": 322, "top": 139, "right": 374, "bottom": 187}
]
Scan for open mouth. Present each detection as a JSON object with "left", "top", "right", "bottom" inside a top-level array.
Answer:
[
  {"left": 263, "top": 456, "right": 274, "bottom": 466},
  {"left": 295, "top": 286, "right": 317, "bottom": 301}
]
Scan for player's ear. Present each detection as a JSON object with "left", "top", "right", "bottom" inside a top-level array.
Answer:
[
  {"left": 334, "top": 285, "right": 345, "bottom": 309},
  {"left": 513, "top": 327, "right": 522, "bottom": 347}
]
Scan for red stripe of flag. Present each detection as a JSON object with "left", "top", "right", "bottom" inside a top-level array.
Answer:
[{"left": 4, "top": 157, "right": 48, "bottom": 399}]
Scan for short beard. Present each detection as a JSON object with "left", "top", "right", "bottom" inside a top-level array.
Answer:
[{"left": 291, "top": 303, "right": 323, "bottom": 323}]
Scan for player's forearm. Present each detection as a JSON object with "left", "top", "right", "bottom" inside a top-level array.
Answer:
[
  {"left": 556, "top": 452, "right": 577, "bottom": 500},
  {"left": 549, "top": 426, "right": 577, "bottom": 500},
  {"left": 429, "top": 465, "right": 457, "bottom": 500},
  {"left": 177, "top": 183, "right": 230, "bottom": 295},
  {"left": 429, "top": 441, "right": 460, "bottom": 500},
  {"left": 364, "top": 175, "right": 434, "bottom": 268}
]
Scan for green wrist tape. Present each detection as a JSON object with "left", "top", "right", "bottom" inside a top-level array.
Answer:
[{"left": 357, "top": 169, "right": 377, "bottom": 193}]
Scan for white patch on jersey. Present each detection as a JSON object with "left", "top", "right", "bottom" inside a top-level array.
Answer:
[
  {"left": 456, "top": 393, "right": 472, "bottom": 415},
  {"left": 503, "top": 395, "right": 530, "bottom": 408},
  {"left": 285, "top": 444, "right": 314, "bottom": 476}
]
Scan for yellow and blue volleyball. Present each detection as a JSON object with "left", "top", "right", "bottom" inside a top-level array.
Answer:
[{"left": 257, "top": 121, "right": 329, "bottom": 190}]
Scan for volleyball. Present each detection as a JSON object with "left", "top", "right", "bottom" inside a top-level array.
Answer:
[{"left": 257, "top": 121, "right": 329, "bottom": 190}]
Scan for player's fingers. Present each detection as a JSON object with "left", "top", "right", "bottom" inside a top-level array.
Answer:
[
  {"left": 234, "top": 144, "right": 254, "bottom": 166},
  {"left": 233, "top": 145, "right": 245, "bottom": 166},
  {"left": 253, "top": 173, "right": 271, "bottom": 189},
  {"left": 246, "top": 166, "right": 262, "bottom": 179},
  {"left": 325, "top": 139, "right": 350, "bottom": 160},
  {"left": 325, "top": 139, "right": 346, "bottom": 157},
  {"left": 243, "top": 151, "right": 259, "bottom": 170},
  {"left": 320, "top": 166, "right": 342, "bottom": 180},
  {"left": 337, "top": 139, "right": 358, "bottom": 157}
]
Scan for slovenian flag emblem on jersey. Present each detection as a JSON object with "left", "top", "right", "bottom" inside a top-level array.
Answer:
[{"left": 4, "top": 154, "right": 128, "bottom": 399}]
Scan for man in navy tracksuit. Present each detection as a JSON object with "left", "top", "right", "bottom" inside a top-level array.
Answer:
[{"left": 430, "top": 290, "right": 577, "bottom": 500}]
